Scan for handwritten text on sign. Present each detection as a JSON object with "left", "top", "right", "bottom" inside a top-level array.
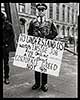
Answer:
[{"left": 13, "top": 34, "right": 65, "bottom": 76}]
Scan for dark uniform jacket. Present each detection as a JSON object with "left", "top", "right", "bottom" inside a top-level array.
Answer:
[
  {"left": 28, "top": 17, "right": 58, "bottom": 40},
  {"left": 3, "top": 20, "right": 16, "bottom": 52}
]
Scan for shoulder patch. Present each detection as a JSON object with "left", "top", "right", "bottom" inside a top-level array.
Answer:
[{"left": 45, "top": 18, "right": 52, "bottom": 23}]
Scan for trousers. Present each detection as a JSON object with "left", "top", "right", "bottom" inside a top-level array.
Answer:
[
  {"left": 3, "top": 47, "right": 9, "bottom": 79},
  {"left": 35, "top": 71, "right": 47, "bottom": 86}
]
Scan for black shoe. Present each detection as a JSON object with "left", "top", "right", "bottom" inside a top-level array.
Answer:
[
  {"left": 32, "top": 84, "right": 40, "bottom": 90},
  {"left": 4, "top": 78, "right": 10, "bottom": 84},
  {"left": 41, "top": 84, "right": 48, "bottom": 92}
]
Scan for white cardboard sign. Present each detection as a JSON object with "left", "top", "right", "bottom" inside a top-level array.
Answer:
[{"left": 13, "top": 34, "right": 65, "bottom": 76}]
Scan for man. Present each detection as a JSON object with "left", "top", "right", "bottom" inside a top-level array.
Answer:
[
  {"left": 2, "top": 11, "right": 16, "bottom": 84},
  {"left": 20, "top": 18, "right": 25, "bottom": 33},
  {"left": 28, "top": 3, "right": 58, "bottom": 92}
]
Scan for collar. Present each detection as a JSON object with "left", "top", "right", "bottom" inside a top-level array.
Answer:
[{"left": 37, "top": 16, "right": 45, "bottom": 23}]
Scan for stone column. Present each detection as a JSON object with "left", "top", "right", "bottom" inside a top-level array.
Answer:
[
  {"left": 59, "top": 25, "right": 64, "bottom": 38},
  {"left": 65, "top": 5, "right": 68, "bottom": 23},
  {"left": 28, "top": 3, "right": 31, "bottom": 14},
  {"left": 25, "top": 3, "right": 29, "bottom": 14},
  {"left": 65, "top": 26, "right": 68, "bottom": 37},
  {"left": 45, "top": 3, "right": 49, "bottom": 19},
  {"left": 53, "top": 3, "right": 56, "bottom": 21}
]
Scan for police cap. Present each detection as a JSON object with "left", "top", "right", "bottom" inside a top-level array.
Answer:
[{"left": 36, "top": 3, "right": 47, "bottom": 11}]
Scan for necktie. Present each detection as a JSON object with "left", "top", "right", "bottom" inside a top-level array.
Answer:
[{"left": 40, "top": 17, "right": 42, "bottom": 24}]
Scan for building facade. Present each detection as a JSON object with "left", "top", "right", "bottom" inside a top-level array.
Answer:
[{"left": 1, "top": 3, "right": 79, "bottom": 39}]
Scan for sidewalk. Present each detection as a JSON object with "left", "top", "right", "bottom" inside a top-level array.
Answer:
[
  {"left": 3, "top": 48, "right": 78, "bottom": 98},
  {"left": 66, "top": 44, "right": 78, "bottom": 55}
]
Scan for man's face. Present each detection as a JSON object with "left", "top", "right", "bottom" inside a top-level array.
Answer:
[{"left": 38, "top": 9, "right": 45, "bottom": 17}]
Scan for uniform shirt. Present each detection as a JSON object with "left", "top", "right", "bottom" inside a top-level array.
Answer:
[{"left": 28, "top": 16, "right": 58, "bottom": 40}]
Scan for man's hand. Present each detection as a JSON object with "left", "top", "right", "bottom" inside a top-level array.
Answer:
[{"left": 5, "top": 44, "right": 8, "bottom": 47}]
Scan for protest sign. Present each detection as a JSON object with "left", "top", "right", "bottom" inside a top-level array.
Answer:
[{"left": 13, "top": 34, "right": 65, "bottom": 76}]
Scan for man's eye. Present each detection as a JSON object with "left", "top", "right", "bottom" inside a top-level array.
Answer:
[{"left": 39, "top": 9, "right": 44, "bottom": 12}]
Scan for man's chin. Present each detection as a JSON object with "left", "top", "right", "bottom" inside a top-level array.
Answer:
[{"left": 39, "top": 15, "right": 45, "bottom": 17}]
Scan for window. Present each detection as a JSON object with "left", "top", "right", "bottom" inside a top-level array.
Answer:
[
  {"left": 31, "top": 3, "right": 36, "bottom": 15},
  {"left": 72, "top": 9, "right": 74, "bottom": 24},
  {"left": 67, "top": 7, "right": 70, "bottom": 23},
  {"left": 72, "top": 27, "right": 74, "bottom": 36},
  {"left": 62, "top": 26, "right": 65, "bottom": 36},
  {"left": 76, "top": 11, "right": 78, "bottom": 24},
  {"left": 67, "top": 27, "right": 70, "bottom": 36},
  {"left": 19, "top": 3, "right": 25, "bottom": 13},
  {"left": 49, "top": 3, "right": 53, "bottom": 19},
  {"left": 56, "top": 3, "right": 59, "bottom": 21},
  {"left": 62, "top": 5, "right": 65, "bottom": 22}
]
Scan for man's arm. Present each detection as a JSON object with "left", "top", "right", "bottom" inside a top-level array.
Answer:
[
  {"left": 51, "top": 22, "right": 58, "bottom": 39},
  {"left": 46, "top": 21, "right": 58, "bottom": 40}
]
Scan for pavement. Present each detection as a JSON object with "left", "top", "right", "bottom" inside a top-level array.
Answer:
[{"left": 3, "top": 45, "right": 78, "bottom": 98}]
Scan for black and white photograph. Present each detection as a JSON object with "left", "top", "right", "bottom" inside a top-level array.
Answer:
[{"left": 1, "top": 3, "right": 79, "bottom": 98}]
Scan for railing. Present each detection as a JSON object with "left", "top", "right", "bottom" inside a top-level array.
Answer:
[{"left": 55, "top": 37, "right": 78, "bottom": 56}]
